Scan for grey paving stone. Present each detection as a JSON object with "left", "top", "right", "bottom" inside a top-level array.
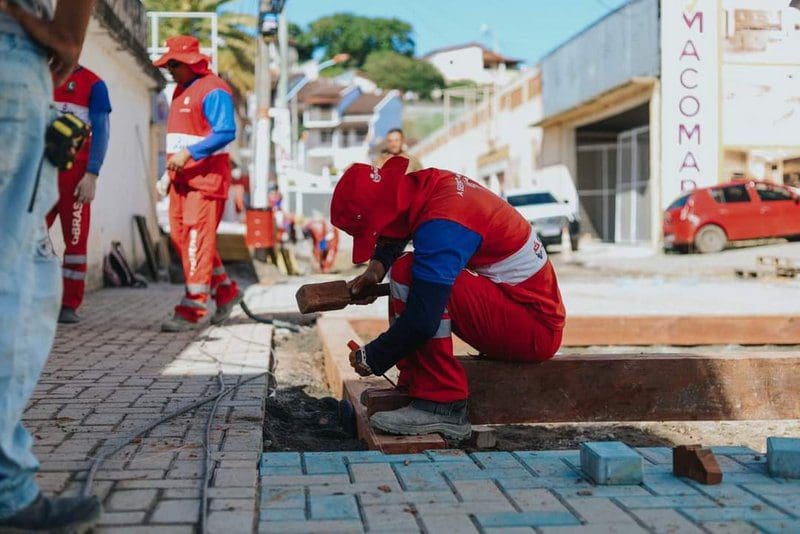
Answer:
[{"left": 106, "top": 489, "right": 157, "bottom": 512}]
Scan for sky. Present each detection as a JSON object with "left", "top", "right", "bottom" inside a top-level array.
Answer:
[{"left": 223, "top": 0, "right": 630, "bottom": 65}]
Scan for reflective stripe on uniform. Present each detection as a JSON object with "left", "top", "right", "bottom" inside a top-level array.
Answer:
[
  {"left": 432, "top": 319, "right": 452, "bottom": 339},
  {"left": 212, "top": 266, "right": 226, "bottom": 276},
  {"left": 179, "top": 298, "right": 206, "bottom": 310},
  {"left": 390, "top": 281, "right": 410, "bottom": 303},
  {"left": 62, "top": 268, "right": 86, "bottom": 280},
  {"left": 166, "top": 133, "right": 229, "bottom": 155},
  {"left": 474, "top": 229, "right": 547, "bottom": 285},
  {"left": 63, "top": 254, "right": 87, "bottom": 264},
  {"left": 186, "top": 283, "right": 210, "bottom": 294}
]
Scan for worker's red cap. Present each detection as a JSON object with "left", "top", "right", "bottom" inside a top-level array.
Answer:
[
  {"left": 153, "top": 35, "right": 211, "bottom": 68},
  {"left": 331, "top": 156, "right": 410, "bottom": 264}
]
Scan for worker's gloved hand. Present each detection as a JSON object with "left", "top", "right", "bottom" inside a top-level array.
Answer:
[
  {"left": 348, "top": 345, "right": 373, "bottom": 377},
  {"left": 156, "top": 171, "right": 170, "bottom": 198},
  {"left": 347, "top": 260, "right": 386, "bottom": 305}
]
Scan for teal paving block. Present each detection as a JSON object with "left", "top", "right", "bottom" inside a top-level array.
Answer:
[
  {"left": 517, "top": 450, "right": 580, "bottom": 462},
  {"left": 259, "top": 508, "right": 306, "bottom": 522},
  {"left": 681, "top": 506, "right": 789, "bottom": 522},
  {"left": 260, "top": 466, "right": 303, "bottom": 476},
  {"left": 260, "top": 452, "right": 302, "bottom": 473},
  {"left": 394, "top": 464, "right": 449, "bottom": 491},
  {"left": 642, "top": 475, "right": 700, "bottom": 496},
  {"left": 515, "top": 454, "right": 578, "bottom": 477},
  {"left": 444, "top": 466, "right": 533, "bottom": 481},
  {"left": 261, "top": 487, "right": 306, "bottom": 509},
  {"left": 557, "top": 485, "right": 651, "bottom": 498},
  {"left": 498, "top": 476, "right": 591, "bottom": 491},
  {"left": 710, "top": 446, "right": 760, "bottom": 456},
  {"left": 475, "top": 511, "right": 581, "bottom": 528},
  {"left": 754, "top": 519, "right": 800, "bottom": 533},
  {"left": 691, "top": 484, "right": 766, "bottom": 507},
  {"left": 758, "top": 494, "right": 800, "bottom": 514},
  {"left": 426, "top": 449, "right": 473, "bottom": 462},
  {"left": 768, "top": 437, "right": 800, "bottom": 479},
  {"left": 580, "top": 442, "right": 643, "bottom": 485},
  {"left": 309, "top": 494, "right": 360, "bottom": 520},
  {"left": 636, "top": 447, "right": 674, "bottom": 464},
  {"left": 472, "top": 452, "right": 526, "bottom": 470},
  {"left": 721, "top": 472, "right": 780, "bottom": 485},
  {"left": 344, "top": 450, "right": 388, "bottom": 463},
  {"left": 616, "top": 495, "right": 718, "bottom": 509},
  {"left": 303, "top": 452, "right": 348, "bottom": 475},
  {"left": 382, "top": 454, "right": 430, "bottom": 464},
  {"left": 743, "top": 483, "right": 800, "bottom": 496}
]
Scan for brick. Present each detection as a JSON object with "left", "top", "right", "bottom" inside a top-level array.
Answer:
[
  {"left": 673, "top": 445, "right": 723, "bottom": 485},
  {"left": 309, "top": 494, "right": 360, "bottom": 520},
  {"left": 767, "top": 437, "right": 800, "bottom": 479},
  {"left": 106, "top": 490, "right": 157, "bottom": 511},
  {"left": 580, "top": 442, "right": 643, "bottom": 485},
  {"left": 680, "top": 506, "right": 789, "bottom": 522},
  {"left": 362, "top": 387, "right": 411, "bottom": 417},
  {"left": 476, "top": 511, "right": 581, "bottom": 528},
  {"left": 150, "top": 500, "right": 200, "bottom": 523}
]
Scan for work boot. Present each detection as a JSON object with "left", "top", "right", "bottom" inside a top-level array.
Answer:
[
  {"left": 370, "top": 399, "right": 472, "bottom": 441},
  {"left": 160, "top": 314, "right": 200, "bottom": 332},
  {"left": 210, "top": 290, "right": 243, "bottom": 325},
  {"left": 0, "top": 493, "right": 102, "bottom": 533},
  {"left": 359, "top": 385, "right": 409, "bottom": 406},
  {"left": 57, "top": 307, "right": 80, "bottom": 324}
]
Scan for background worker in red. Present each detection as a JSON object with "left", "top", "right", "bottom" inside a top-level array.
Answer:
[
  {"left": 332, "top": 157, "right": 566, "bottom": 440},
  {"left": 47, "top": 65, "right": 112, "bottom": 324},
  {"left": 303, "top": 212, "right": 339, "bottom": 273},
  {"left": 153, "top": 36, "right": 241, "bottom": 332}
]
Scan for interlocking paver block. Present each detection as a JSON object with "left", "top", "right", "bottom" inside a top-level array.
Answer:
[
  {"left": 362, "top": 504, "right": 420, "bottom": 532},
  {"left": 426, "top": 449, "right": 472, "bottom": 462},
  {"left": 259, "top": 452, "right": 301, "bottom": 473},
  {"left": 304, "top": 452, "right": 349, "bottom": 475},
  {"left": 565, "top": 497, "right": 638, "bottom": 524},
  {"left": 452, "top": 480, "right": 506, "bottom": 502},
  {"left": 767, "top": 437, "right": 800, "bottom": 479},
  {"left": 350, "top": 462, "right": 397, "bottom": 482},
  {"left": 580, "top": 442, "right": 643, "bottom": 485},
  {"left": 476, "top": 511, "right": 581, "bottom": 528},
  {"left": 617, "top": 495, "right": 717, "bottom": 509},
  {"left": 257, "top": 519, "right": 364, "bottom": 533},
  {"left": 106, "top": 490, "right": 157, "bottom": 512},
  {"left": 260, "top": 487, "right": 305, "bottom": 509},
  {"left": 754, "top": 519, "right": 800, "bottom": 534},
  {"left": 150, "top": 499, "right": 200, "bottom": 523},
  {"left": 421, "top": 514, "right": 479, "bottom": 533},
  {"left": 471, "top": 452, "right": 525, "bottom": 470},
  {"left": 260, "top": 508, "right": 306, "bottom": 522},
  {"left": 681, "top": 506, "right": 789, "bottom": 522},
  {"left": 643, "top": 474, "right": 700, "bottom": 495},
  {"left": 630, "top": 509, "right": 705, "bottom": 534},
  {"left": 309, "top": 494, "right": 360, "bottom": 520},
  {"left": 393, "top": 464, "right": 449, "bottom": 491},
  {"left": 506, "top": 489, "right": 570, "bottom": 512}
]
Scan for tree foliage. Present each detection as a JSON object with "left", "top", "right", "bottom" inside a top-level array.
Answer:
[
  {"left": 362, "top": 50, "right": 444, "bottom": 99},
  {"left": 145, "top": 0, "right": 256, "bottom": 103},
  {"left": 295, "top": 13, "right": 414, "bottom": 67}
]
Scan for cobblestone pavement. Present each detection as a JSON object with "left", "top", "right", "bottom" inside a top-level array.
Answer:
[
  {"left": 22, "top": 285, "right": 272, "bottom": 533},
  {"left": 259, "top": 448, "right": 800, "bottom": 533}
]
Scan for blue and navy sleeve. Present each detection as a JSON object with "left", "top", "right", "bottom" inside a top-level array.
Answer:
[
  {"left": 187, "top": 89, "right": 237, "bottom": 161},
  {"left": 87, "top": 80, "right": 111, "bottom": 175},
  {"left": 365, "top": 220, "right": 482, "bottom": 375}
]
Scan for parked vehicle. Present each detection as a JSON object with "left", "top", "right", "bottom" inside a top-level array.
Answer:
[
  {"left": 505, "top": 188, "right": 580, "bottom": 251},
  {"left": 663, "top": 180, "right": 800, "bottom": 253}
]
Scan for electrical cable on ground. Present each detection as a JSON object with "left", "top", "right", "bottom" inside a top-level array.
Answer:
[
  {"left": 240, "top": 300, "right": 303, "bottom": 332},
  {"left": 200, "top": 372, "right": 226, "bottom": 534}
]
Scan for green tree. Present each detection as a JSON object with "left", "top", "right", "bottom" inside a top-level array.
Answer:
[
  {"left": 298, "top": 13, "right": 414, "bottom": 67},
  {"left": 145, "top": 0, "right": 256, "bottom": 103},
  {"left": 362, "top": 50, "right": 444, "bottom": 99},
  {"left": 289, "top": 22, "right": 313, "bottom": 62}
]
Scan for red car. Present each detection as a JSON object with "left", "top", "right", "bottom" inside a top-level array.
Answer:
[{"left": 663, "top": 180, "right": 800, "bottom": 253}]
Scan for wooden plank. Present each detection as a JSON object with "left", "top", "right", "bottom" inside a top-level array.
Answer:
[
  {"left": 349, "top": 316, "right": 800, "bottom": 347},
  {"left": 317, "top": 317, "right": 363, "bottom": 399},
  {"left": 461, "top": 352, "right": 800, "bottom": 424},
  {"left": 217, "top": 233, "right": 251, "bottom": 262}
]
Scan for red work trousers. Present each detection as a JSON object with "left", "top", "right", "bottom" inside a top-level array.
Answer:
[
  {"left": 46, "top": 160, "right": 90, "bottom": 310},
  {"left": 169, "top": 186, "right": 239, "bottom": 322},
  {"left": 389, "top": 253, "right": 563, "bottom": 403}
]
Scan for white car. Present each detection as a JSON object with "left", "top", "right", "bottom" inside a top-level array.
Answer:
[{"left": 505, "top": 189, "right": 580, "bottom": 251}]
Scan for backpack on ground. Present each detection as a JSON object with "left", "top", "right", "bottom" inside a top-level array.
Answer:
[{"left": 103, "top": 241, "right": 147, "bottom": 288}]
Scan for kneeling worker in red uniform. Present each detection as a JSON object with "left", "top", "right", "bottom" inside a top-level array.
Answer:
[
  {"left": 48, "top": 65, "right": 112, "bottom": 324},
  {"left": 153, "top": 36, "right": 241, "bottom": 332},
  {"left": 332, "top": 157, "right": 566, "bottom": 439}
]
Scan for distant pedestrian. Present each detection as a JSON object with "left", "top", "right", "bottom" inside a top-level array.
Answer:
[
  {"left": 0, "top": 0, "right": 104, "bottom": 531},
  {"left": 48, "top": 65, "right": 112, "bottom": 324},
  {"left": 153, "top": 35, "right": 242, "bottom": 332},
  {"left": 374, "top": 128, "right": 423, "bottom": 172}
]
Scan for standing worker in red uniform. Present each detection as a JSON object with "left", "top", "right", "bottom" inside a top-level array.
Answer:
[
  {"left": 153, "top": 36, "right": 241, "bottom": 332},
  {"left": 333, "top": 157, "right": 566, "bottom": 439},
  {"left": 47, "top": 65, "right": 112, "bottom": 324}
]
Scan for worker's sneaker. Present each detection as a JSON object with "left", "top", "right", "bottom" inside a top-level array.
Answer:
[
  {"left": 370, "top": 399, "right": 472, "bottom": 441},
  {"left": 58, "top": 307, "right": 80, "bottom": 324},
  {"left": 210, "top": 290, "right": 244, "bottom": 325},
  {"left": 0, "top": 493, "right": 102, "bottom": 533},
  {"left": 160, "top": 314, "right": 200, "bottom": 332}
]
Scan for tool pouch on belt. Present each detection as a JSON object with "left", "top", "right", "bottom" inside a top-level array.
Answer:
[{"left": 45, "top": 113, "right": 89, "bottom": 171}]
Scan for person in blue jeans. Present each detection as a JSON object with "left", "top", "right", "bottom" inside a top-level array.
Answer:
[{"left": 0, "top": 1, "right": 102, "bottom": 530}]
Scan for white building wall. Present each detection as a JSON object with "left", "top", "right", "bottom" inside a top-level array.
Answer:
[
  {"left": 426, "top": 46, "right": 489, "bottom": 85},
  {"left": 50, "top": 18, "right": 161, "bottom": 290}
]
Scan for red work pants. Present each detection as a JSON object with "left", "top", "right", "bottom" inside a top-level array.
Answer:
[
  {"left": 46, "top": 160, "right": 90, "bottom": 310},
  {"left": 169, "top": 187, "right": 239, "bottom": 322},
  {"left": 389, "top": 253, "right": 563, "bottom": 403}
]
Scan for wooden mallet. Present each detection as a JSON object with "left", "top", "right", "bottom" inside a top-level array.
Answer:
[{"left": 295, "top": 281, "right": 390, "bottom": 314}]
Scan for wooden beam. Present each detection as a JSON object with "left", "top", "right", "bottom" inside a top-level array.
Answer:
[{"left": 461, "top": 352, "right": 800, "bottom": 424}]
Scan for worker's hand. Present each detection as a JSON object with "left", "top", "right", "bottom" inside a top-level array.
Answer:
[
  {"left": 347, "top": 260, "right": 386, "bottom": 305},
  {"left": 349, "top": 347, "right": 373, "bottom": 377},
  {"left": 167, "top": 148, "right": 192, "bottom": 172},
  {"left": 0, "top": 1, "right": 83, "bottom": 87},
  {"left": 156, "top": 171, "right": 171, "bottom": 198},
  {"left": 74, "top": 172, "right": 97, "bottom": 203}
]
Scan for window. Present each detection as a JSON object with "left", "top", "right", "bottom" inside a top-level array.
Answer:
[
  {"left": 667, "top": 194, "right": 691, "bottom": 210},
  {"left": 506, "top": 192, "right": 558, "bottom": 206},
  {"left": 711, "top": 184, "right": 750, "bottom": 203},
  {"left": 755, "top": 183, "right": 793, "bottom": 202}
]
